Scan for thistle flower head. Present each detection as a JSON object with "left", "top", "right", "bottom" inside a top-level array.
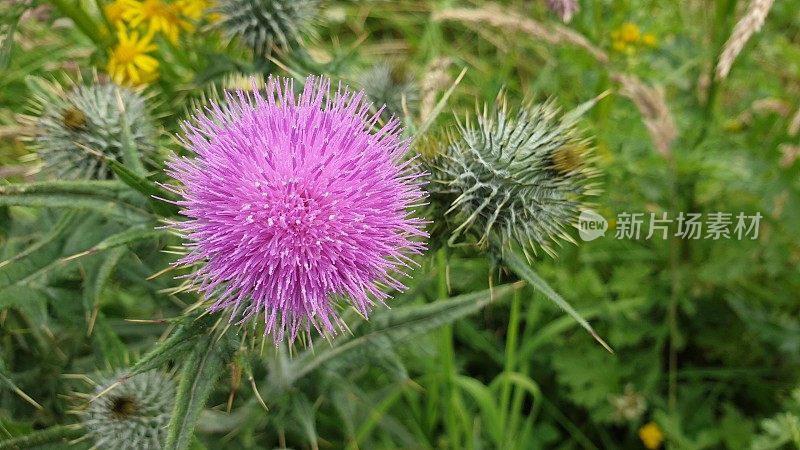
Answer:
[
  {"left": 214, "top": 0, "right": 318, "bottom": 55},
  {"left": 166, "top": 76, "right": 427, "bottom": 344},
  {"left": 425, "top": 100, "right": 598, "bottom": 258},
  {"left": 82, "top": 371, "right": 175, "bottom": 450},
  {"left": 24, "top": 78, "right": 157, "bottom": 179}
]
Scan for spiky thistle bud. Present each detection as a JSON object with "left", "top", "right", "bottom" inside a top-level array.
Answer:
[
  {"left": 81, "top": 371, "right": 175, "bottom": 450},
  {"left": 24, "top": 78, "right": 158, "bottom": 180},
  {"left": 357, "top": 63, "right": 418, "bottom": 122},
  {"left": 214, "top": 0, "right": 318, "bottom": 55},
  {"left": 424, "top": 100, "right": 599, "bottom": 258}
]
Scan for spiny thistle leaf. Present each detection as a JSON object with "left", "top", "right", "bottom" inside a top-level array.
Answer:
[
  {"left": 82, "top": 371, "right": 176, "bottom": 450},
  {"left": 0, "top": 357, "right": 42, "bottom": 410},
  {"left": 0, "top": 211, "right": 79, "bottom": 289},
  {"left": 290, "top": 282, "right": 522, "bottom": 382},
  {"left": 22, "top": 77, "right": 158, "bottom": 180},
  {"left": 0, "top": 180, "right": 154, "bottom": 222},
  {"left": 214, "top": 0, "right": 318, "bottom": 55},
  {"left": 425, "top": 98, "right": 600, "bottom": 258},
  {"left": 501, "top": 246, "right": 612, "bottom": 352},
  {"left": 126, "top": 314, "right": 220, "bottom": 378}
]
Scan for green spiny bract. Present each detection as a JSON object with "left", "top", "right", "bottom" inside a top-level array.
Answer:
[
  {"left": 214, "top": 0, "right": 318, "bottom": 55},
  {"left": 357, "top": 63, "right": 417, "bottom": 122},
  {"left": 82, "top": 371, "right": 175, "bottom": 450},
  {"left": 26, "top": 79, "right": 157, "bottom": 180},
  {"left": 424, "top": 100, "right": 599, "bottom": 258}
]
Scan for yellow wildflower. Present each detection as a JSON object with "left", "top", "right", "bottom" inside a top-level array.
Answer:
[
  {"left": 638, "top": 422, "right": 664, "bottom": 449},
  {"left": 122, "top": 0, "right": 193, "bottom": 43},
  {"left": 107, "top": 26, "right": 159, "bottom": 86},
  {"left": 619, "top": 22, "right": 641, "bottom": 43},
  {"left": 612, "top": 40, "right": 628, "bottom": 53},
  {"left": 611, "top": 23, "right": 657, "bottom": 54},
  {"left": 176, "top": 0, "right": 212, "bottom": 20},
  {"left": 104, "top": 0, "right": 127, "bottom": 25}
]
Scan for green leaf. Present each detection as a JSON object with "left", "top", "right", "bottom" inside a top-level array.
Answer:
[
  {"left": 0, "top": 6, "right": 22, "bottom": 71},
  {"left": 92, "top": 312, "right": 130, "bottom": 369},
  {"left": 453, "top": 375, "right": 502, "bottom": 444},
  {"left": 0, "top": 286, "right": 49, "bottom": 326},
  {"left": 113, "top": 88, "right": 147, "bottom": 176},
  {"left": 0, "top": 180, "right": 130, "bottom": 196},
  {"left": 0, "top": 211, "right": 78, "bottom": 289},
  {"left": 127, "top": 313, "right": 220, "bottom": 377},
  {"left": 165, "top": 329, "right": 238, "bottom": 450},
  {"left": 0, "top": 357, "right": 42, "bottom": 410},
  {"left": 290, "top": 393, "right": 319, "bottom": 446},
  {"left": 0, "top": 181, "right": 151, "bottom": 222},
  {"left": 189, "top": 437, "right": 210, "bottom": 450},
  {"left": 561, "top": 90, "right": 610, "bottom": 124},
  {"left": 0, "top": 425, "right": 83, "bottom": 450},
  {"left": 291, "top": 282, "right": 521, "bottom": 382},
  {"left": 67, "top": 227, "right": 167, "bottom": 262},
  {"left": 501, "top": 249, "right": 613, "bottom": 353},
  {"left": 108, "top": 158, "right": 179, "bottom": 216},
  {"left": 81, "top": 246, "right": 127, "bottom": 315},
  {"left": 48, "top": 0, "right": 109, "bottom": 47},
  {"left": 0, "top": 195, "right": 150, "bottom": 221}
]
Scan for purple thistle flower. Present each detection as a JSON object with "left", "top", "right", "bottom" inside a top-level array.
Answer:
[
  {"left": 545, "top": 0, "right": 580, "bottom": 23},
  {"left": 165, "top": 76, "right": 428, "bottom": 343}
]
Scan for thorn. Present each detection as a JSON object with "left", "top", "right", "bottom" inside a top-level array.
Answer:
[
  {"left": 488, "top": 271, "right": 494, "bottom": 302},
  {"left": 249, "top": 376, "right": 269, "bottom": 411},
  {"left": 147, "top": 265, "right": 175, "bottom": 280},
  {"left": 61, "top": 248, "right": 97, "bottom": 262},
  {"left": 86, "top": 307, "right": 99, "bottom": 337},
  {"left": 592, "top": 330, "right": 615, "bottom": 354},
  {"left": 11, "top": 385, "right": 42, "bottom": 410},
  {"left": 89, "top": 379, "right": 123, "bottom": 403},
  {"left": 124, "top": 318, "right": 169, "bottom": 324},
  {"left": 226, "top": 390, "right": 236, "bottom": 413}
]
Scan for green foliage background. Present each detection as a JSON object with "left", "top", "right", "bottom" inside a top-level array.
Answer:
[{"left": 0, "top": 0, "right": 799, "bottom": 449}]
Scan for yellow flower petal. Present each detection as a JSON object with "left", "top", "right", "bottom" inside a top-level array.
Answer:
[
  {"left": 133, "top": 54, "right": 159, "bottom": 71},
  {"left": 127, "top": 64, "right": 140, "bottom": 84}
]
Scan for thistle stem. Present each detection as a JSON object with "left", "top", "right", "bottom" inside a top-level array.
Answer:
[
  {"left": 435, "top": 248, "right": 461, "bottom": 448},
  {"left": 499, "top": 287, "right": 522, "bottom": 441}
]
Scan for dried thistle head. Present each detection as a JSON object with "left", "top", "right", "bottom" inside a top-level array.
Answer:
[
  {"left": 425, "top": 99, "right": 599, "bottom": 258},
  {"left": 79, "top": 371, "right": 175, "bottom": 450},
  {"left": 214, "top": 0, "right": 318, "bottom": 56},
  {"left": 23, "top": 77, "right": 158, "bottom": 179}
]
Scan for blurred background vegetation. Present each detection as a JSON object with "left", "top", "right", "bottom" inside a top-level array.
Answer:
[{"left": 1, "top": 0, "right": 799, "bottom": 449}]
